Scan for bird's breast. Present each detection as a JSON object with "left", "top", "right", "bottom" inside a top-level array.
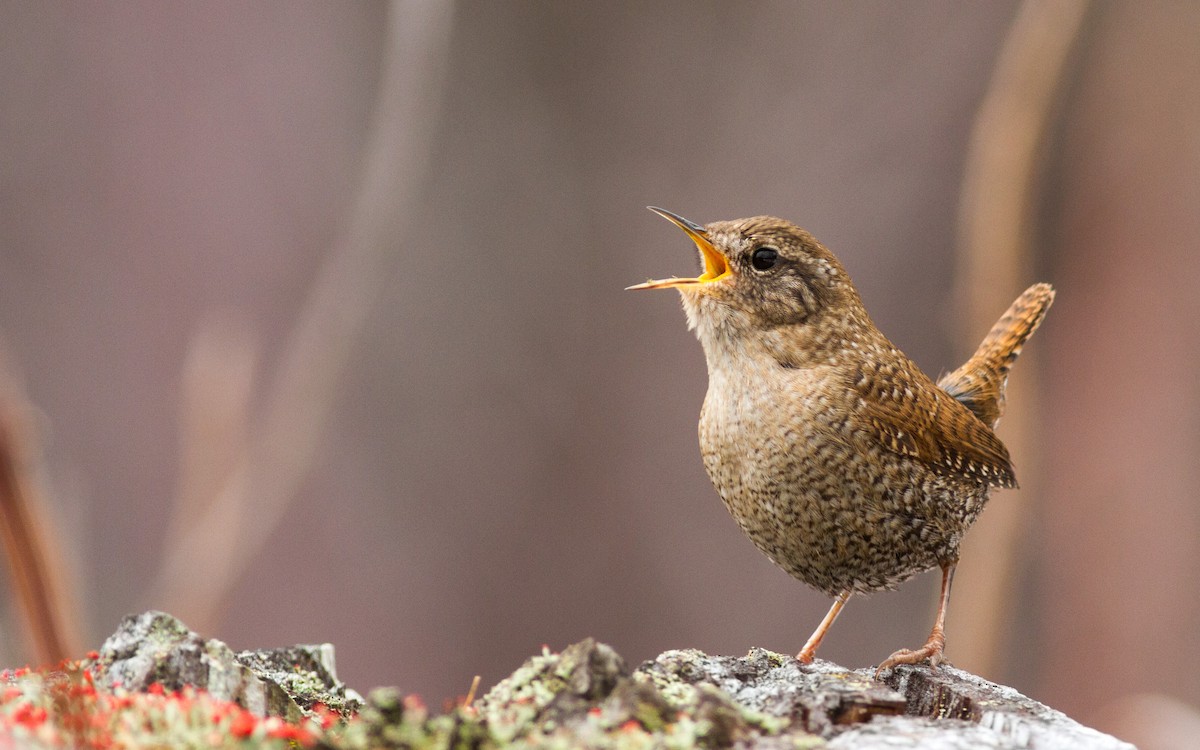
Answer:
[{"left": 698, "top": 362, "right": 836, "bottom": 509}]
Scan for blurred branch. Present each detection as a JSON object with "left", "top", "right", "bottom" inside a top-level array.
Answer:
[
  {"left": 951, "top": 0, "right": 1091, "bottom": 675},
  {"left": 0, "top": 351, "right": 80, "bottom": 664},
  {"left": 159, "top": 314, "right": 256, "bottom": 562},
  {"left": 149, "top": 0, "right": 456, "bottom": 630}
]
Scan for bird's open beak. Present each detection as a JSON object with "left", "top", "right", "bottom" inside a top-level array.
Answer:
[{"left": 626, "top": 207, "right": 732, "bottom": 290}]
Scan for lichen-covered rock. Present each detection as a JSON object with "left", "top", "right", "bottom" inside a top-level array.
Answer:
[
  {"left": 323, "top": 688, "right": 491, "bottom": 750},
  {"left": 472, "top": 640, "right": 1133, "bottom": 749},
  {"left": 237, "top": 642, "right": 362, "bottom": 716},
  {"left": 475, "top": 638, "right": 635, "bottom": 742},
  {"left": 92, "top": 611, "right": 359, "bottom": 722},
  {"left": 475, "top": 638, "right": 822, "bottom": 748},
  {"left": 80, "top": 614, "right": 1133, "bottom": 749},
  {"left": 638, "top": 648, "right": 904, "bottom": 736}
]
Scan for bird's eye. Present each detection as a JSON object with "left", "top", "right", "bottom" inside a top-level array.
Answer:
[{"left": 751, "top": 246, "right": 779, "bottom": 271}]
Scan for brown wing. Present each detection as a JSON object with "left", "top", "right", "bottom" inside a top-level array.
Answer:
[{"left": 848, "top": 352, "right": 1017, "bottom": 489}]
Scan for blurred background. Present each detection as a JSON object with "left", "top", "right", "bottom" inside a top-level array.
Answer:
[{"left": 1, "top": 2, "right": 1199, "bottom": 746}]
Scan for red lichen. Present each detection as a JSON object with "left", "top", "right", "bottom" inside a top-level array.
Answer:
[
  {"left": 228, "top": 710, "right": 257, "bottom": 739},
  {"left": 0, "top": 657, "right": 331, "bottom": 748}
]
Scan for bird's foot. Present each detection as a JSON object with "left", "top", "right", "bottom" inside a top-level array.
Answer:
[
  {"left": 796, "top": 592, "right": 850, "bottom": 666},
  {"left": 874, "top": 630, "right": 945, "bottom": 679}
]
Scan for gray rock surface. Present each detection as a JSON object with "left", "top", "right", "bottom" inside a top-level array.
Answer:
[
  {"left": 478, "top": 639, "right": 1134, "bottom": 749},
  {"left": 86, "top": 613, "right": 1132, "bottom": 749},
  {"left": 93, "top": 610, "right": 360, "bottom": 721}
]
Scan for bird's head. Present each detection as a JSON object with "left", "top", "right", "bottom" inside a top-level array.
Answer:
[{"left": 628, "top": 208, "right": 863, "bottom": 348}]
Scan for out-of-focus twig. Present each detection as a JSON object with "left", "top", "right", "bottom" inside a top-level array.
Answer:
[
  {"left": 951, "top": 0, "right": 1091, "bottom": 676},
  {"left": 0, "top": 354, "right": 80, "bottom": 665},
  {"left": 149, "top": 0, "right": 456, "bottom": 630},
  {"left": 159, "top": 314, "right": 256, "bottom": 561}
]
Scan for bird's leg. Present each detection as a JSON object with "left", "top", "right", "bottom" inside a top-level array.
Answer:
[
  {"left": 876, "top": 562, "right": 956, "bottom": 677},
  {"left": 797, "top": 591, "right": 850, "bottom": 663}
]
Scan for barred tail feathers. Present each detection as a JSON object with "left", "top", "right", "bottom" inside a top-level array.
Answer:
[{"left": 937, "top": 283, "right": 1055, "bottom": 429}]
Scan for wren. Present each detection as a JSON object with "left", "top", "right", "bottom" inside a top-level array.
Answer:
[{"left": 628, "top": 207, "right": 1053, "bottom": 672}]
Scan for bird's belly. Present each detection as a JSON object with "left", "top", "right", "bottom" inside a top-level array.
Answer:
[{"left": 699, "top": 383, "right": 984, "bottom": 596}]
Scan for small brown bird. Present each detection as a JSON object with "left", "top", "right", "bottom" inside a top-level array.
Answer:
[{"left": 629, "top": 207, "right": 1053, "bottom": 672}]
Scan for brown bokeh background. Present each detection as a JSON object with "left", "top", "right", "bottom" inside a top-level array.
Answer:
[{"left": 1, "top": 2, "right": 1198, "bottom": 746}]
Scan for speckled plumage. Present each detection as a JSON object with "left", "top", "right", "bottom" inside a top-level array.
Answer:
[{"left": 631, "top": 209, "right": 1054, "bottom": 669}]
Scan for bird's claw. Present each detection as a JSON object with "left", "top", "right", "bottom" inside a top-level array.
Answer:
[{"left": 874, "top": 635, "right": 945, "bottom": 679}]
